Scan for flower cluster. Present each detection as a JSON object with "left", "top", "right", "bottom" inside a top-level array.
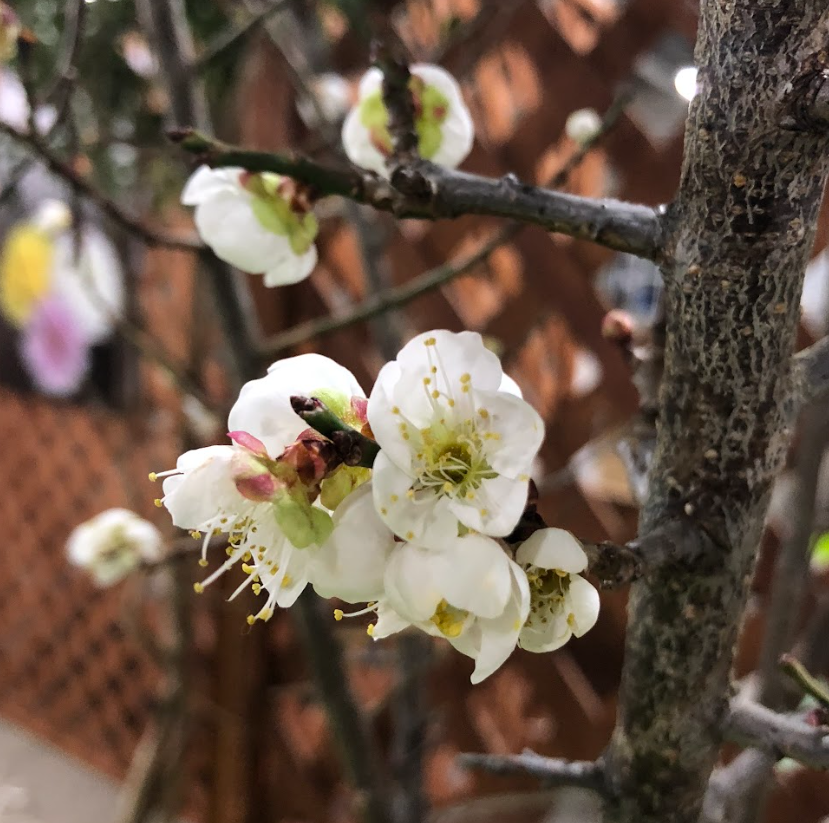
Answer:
[
  {"left": 152, "top": 330, "right": 600, "bottom": 681},
  {"left": 0, "top": 200, "right": 124, "bottom": 396}
]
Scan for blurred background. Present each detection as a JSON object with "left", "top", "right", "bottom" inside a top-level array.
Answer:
[{"left": 0, "top": 1, "right": 828, "bottom": 822}]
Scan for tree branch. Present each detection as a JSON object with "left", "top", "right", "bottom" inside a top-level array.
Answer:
[
  {"left": 170, "top": 130, "right": 664, "bottom": 260},
  {"left": 0, "top": 120, "right": 203, "bottom": 251},
  {"left": 723, "top": 701, "right": 829, "bottom": 769},
  {"left": 457, "top": 751, "right": 607, "bottom": 793}
]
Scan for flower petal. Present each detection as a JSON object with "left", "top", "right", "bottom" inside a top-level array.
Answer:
[
  {"left": 515, "top": 528, "right": 588, "bottom": 574},
  {"left": 432, "top": 534, "right": 513, "bottom": 618},
  {"left": 372, "top": 603, "right": 411, "bottom": 639},
  {"left": 263, "top": 243, "right": 317, "bottom": 287},
  {"left": 372, "top": 450, "right": 459, "bottom": 547},
  {"left": 474, "top": 389, "right": 544, "bottom": 477},
  {"left": 567, "top": 575, "right": 600, "bottom": 637},
  {"left": 449, "top": 474, "right": 528, "bottom": 538},
  {"left": 181, "top": 166, "right": 243, "bottom": 205},
  {"left": 342, "top": 106, "right": 387, "bottom": 175},
  {"left": 383, "top": 542, "right": 443, "bottom": 623},
  {"left": 366, "top": 361, "right": 415, "bottom": 472},
  {"left": 311, "top": 484, "right": 395, "bottom": 603}
]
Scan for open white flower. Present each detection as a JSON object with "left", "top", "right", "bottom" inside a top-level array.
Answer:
[
  {"left": 342, "top": 64, "right": 474, "bottom": 177},
  {"left": 371, "top": 534, "right": 530, "bottom": 683},
  {"left": 182, "top": 166, "right": 318, "bottom": 287},
  {"left": 367, "top": 330, "right": 544, "bottom": 547},
  {"left": 153, "top": 354, "right": 366, "bottom": 621},
  {"left": 516, "top": 528, "right": 600, "bottom": 653},
  {"left": 67, "top": 508, "right": 163, "bottom": 587}
]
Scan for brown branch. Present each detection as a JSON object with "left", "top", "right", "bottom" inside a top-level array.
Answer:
[
  {"left": 457, "top": 751, "right": 607, "bottom": 793},
  {"left": 189, "top": 0, "right": 289, "bottom": 73},
  {"left": 723, "top": 701, "right": 829, "bottom": 769},
  {"left": 0, "top": 120, "right": 203, "bottom": 251},
  {"left": 256, "top": 92, "right": 634, "bottom": 358},
  {"left": 170, "top": 131, "right": 664, "bottom": 260},
  {"left": 374, "top": 41, "right": 418, "bottom": 162},
  {"left": 293, "top": 593, "right": 394, "bottom": 823}
]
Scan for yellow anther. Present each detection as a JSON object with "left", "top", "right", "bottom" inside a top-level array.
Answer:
[
  {"left": 555, "top": 569, "right": 569, "bottom": 578},
  {"left": 430, "top": 366, "right": 437, "bottom": 373},
  {"left": 258, "top": 608, "right": 273, "bottom": 621},
  {"left": 198, "top": 558, "right": 208, "bottom": 568},
  {"left": 480, "top": 508, "right": 488, "bottom": 517},
  {"left": 252, "top": 583, "right": 262, "bottom": 595},
  {"left": 243, "top": 551, "right": 252, "bottom": 562},
  {"left": 443, "top": 482, "right": 453, "bottom": 492},
  {"left": 241, "top": 563, "right": 254, "bottom": 574},
  {"left": 334, "top": 609, "right": 344, "bottom": 621},
  {"left": 153, "top": 498, "right": 163, "bottom": 508},
  {"left": 424, "top": 337, "right": 436, "bottom": 346},
  {"left": 190, "top": 530, "right": 201, "bottom": 539},
  {"left": 406, "top": 531, "right": 415, "bottom": 540},
  {"left": 461, "top": 385, "right": 470, "bottom": 393},
  {"left": 392, "top": 406, "right": 400, "bottom": 414},
  {"left": 366, "top": 624, "right": 376, "bottom": 636},
  {"left": 466, "top": 491, "right": 475, "bottom": 500},
  {"left": 566, "top": 613, "right": 576, "bottom": 627},
  {"left": 406, "top": 489, "right": 415, "bottom": 499},
  {"left": 402, "top": 433, "right": 410, "bottom": 440},
  {"left": 280, "top": 575, "right": 293, "bottom": 588},
  {"left": 390, "top": 494, "right": 399, "bottom": 503},
  {"left": 148, "top": 472, "right": 158, "bottom": 482},
  {"left": 431, "top": 390, "right": 440, "bottom": 399},
  {"left": 447, "top": 398, "right": 455, "bottom": 407},
  {"left": 193, "top": 582, "right": 204, "bottom": 594},
  {"left": 423, "top": 377, "right": 431, "bottom": 385},
  {"left": 460, "top": 373, "right": 471, "bottom": 383},
  {"left": 478, "top": 409, "right": 489, "bottom": 419},
  {"left": 246, "top": 614, "right": 256, "bottom": 625},
  {"left": 380, "top": 507, "right": 388, "bottom": 515},
  {"left": 226, "top": 547, "right": 234, "bottom": 556}
]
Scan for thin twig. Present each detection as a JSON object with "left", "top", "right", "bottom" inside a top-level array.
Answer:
[
  {"left": 256, "top": 92, "right": 633, "bottom": 357},
  {"left": 41, "top": 0, "right": 86, "bottom": 128},
  {"left": 0, "top": 120, "right": 203, "bottom": 251},
  {"left": 171, "top": 131, "right": 663, "bottom": 259},
  {"left": 293, "top": 592, "right": 394, "bottom": 823},
  {"left": 189, "top": 0, "right": 289, "bottom": 73},
  {"left": 723, "top": 701, "right": 829, "bottom": 769},
  {"left": 779, "top": 654, "right": 829, "bottom": 708},
  {"left": 458, "top": 751, "right": 607, "bottom": 793}
]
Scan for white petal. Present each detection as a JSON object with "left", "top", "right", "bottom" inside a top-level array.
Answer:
[
  {"left": 357, "top": 67, "right": 383, "bottom": 99},
  {"left": 468, "top": 562, "right": 529, "bottom": 683},
  {"left": 311, "top": 484, "right": 395, "bottom": 603},
  {"left": 383, "top": 543, "right": 443, "bottom": 623},
  {"left": 230, "top": 354, "right": 363, "bottom": 456},
  {"left": 366, "top": 361, "right": 414, "bottom": 472},
  {"left": 515, "top": 528, "right": 588, "bottom": 574},
  {"left": 181, "top": 165, "right": 243, "bottom": 205},
  {"left": 161, "top": 446, "right": 242, "bottom": 529},
  {"left": 372, "top": 451, "right": 459, "bottom": 547},
  {"left": 342, "top": 106, "right": 388, "bottom": 176},
  {"left": 432, "top": 534, "right": 512, "bottom": 618},
  {"left": 274, "top": 545, "right": 312, "bottom": 607},
  {"left": 498, "top": 373, "right": 523, "bottom": 398},
  {"left": 449, "top": 474, "right": 528, "bottom": 538},
  {"left": 372, "top": 603, "right": 411, "bottom": 638},
  {"left": 475, "top": 389, "right": 544, "bottom": 477},
  {"left": 430, "top": 102, "right": 474, "bottom": 170},
  {"left": 263, "top": 243, "right": 317, "bottom": 286},
  {"left": 566, "top": 575, "right": 600, "bottom": 638}
]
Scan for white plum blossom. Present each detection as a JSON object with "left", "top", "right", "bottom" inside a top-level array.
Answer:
[
  {"left": 182, "top": 166, "right": 318, "bottom": 287},
  {"left": 564, "top": 108, "right": 602, "bottom": 145},
  {"left": 67, "top": 508, "right": 163, "bottom": 587},
  {"left": 367, "top": 330, "right": 544, "bottom": 548},
  {"left": 516, "top": 528, "right": 600, "bottom": 653},
  {"left": 153, "top": 354, "right": 367, "bottom": 621},
  {"left": 297, "top": 72, "right": 352, "bottom": 127},
  {"left": 342, "top": 64, "right": 474, "bottom": 177},
  {"left": 370, "top": 534, "right": 530, "bottom": 683}
]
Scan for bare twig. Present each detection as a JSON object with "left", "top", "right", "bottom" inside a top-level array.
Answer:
[
  {"left": 42, "top": 0, "right": 86, "bottom": 128},
  {"left": 189, "top": 0, "right": 289, "bottom": 73},
  {"left": 0, "top": 120, "right": 203, "bottom": 251},
  {"left": 780, "top": 654, "right": 829, "bottom": 708},
  {"left": 723, "top": 701, "right": 829, "bottom": 769},
  {"left": 171, "top": 131, "right": 663, "bottom": 260},
  {"left": 256, "top": 92, "right": 634, "bottom": 357},
  {"left": 458, "top": 751, "right": 607, "bottom": 793},
  {"left": 293, "top": 593, "right": 393, "bottom": 823}
]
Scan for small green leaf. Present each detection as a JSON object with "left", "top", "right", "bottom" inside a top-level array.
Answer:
[{"left": 811, "top": 531, "right": 829, "bottom": 571}]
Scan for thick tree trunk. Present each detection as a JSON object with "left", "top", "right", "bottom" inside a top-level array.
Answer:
[{"left": 605, "top": 2, "right": 829, "bottom": 821}]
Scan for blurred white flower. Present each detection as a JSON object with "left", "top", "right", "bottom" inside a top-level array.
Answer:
[
  {"left": 516, "top": 528, "right": 600, "bottom": 653},
  {"left": 67, "top": 508, "right": 163, "bottom": 587},
  {"left": 564, "top": 108, "right": 602, "bottom": 145},
  {"left": 342, "top": 64, "right": 473, "bottom": 176},
  {"left": 297, "top": 72, "right": 352, "bottom": 127},
  {"left": 182, "top": 166, "right": 318, "bottom": 287},
  {"left": 367, "top": 330, "right": 544, "bottom": 547},
  {"left": 371, "top": 534, "right": 530, "bottom": 683}
]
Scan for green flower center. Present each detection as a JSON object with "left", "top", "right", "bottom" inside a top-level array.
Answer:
[{"left": 244, "top": 172, "right": 318, "bottom": 255}]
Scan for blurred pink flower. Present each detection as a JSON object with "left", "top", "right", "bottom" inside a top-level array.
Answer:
[{"left": 19, "top": 296, "right": 90, "bottom": 396}]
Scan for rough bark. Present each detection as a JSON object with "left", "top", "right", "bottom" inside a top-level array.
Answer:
[{"left": 604, "top": 3, "right": 829, "bottom": 821}]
